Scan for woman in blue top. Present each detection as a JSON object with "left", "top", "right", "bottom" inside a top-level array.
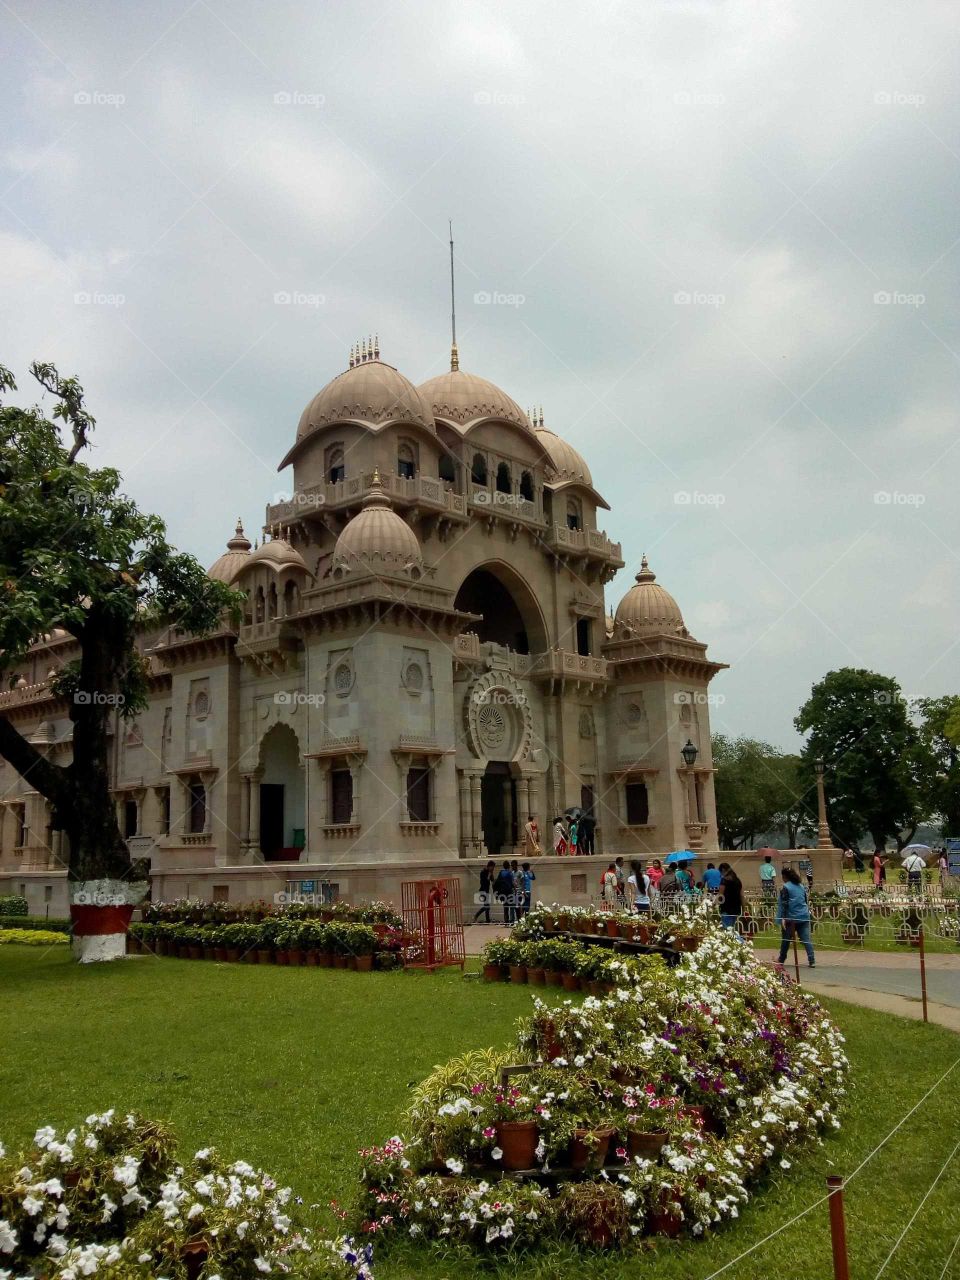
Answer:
[{"left": 776, "top": 867, "right": 815, "bottom": 968}]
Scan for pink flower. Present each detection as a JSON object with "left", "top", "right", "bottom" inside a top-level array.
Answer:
[
  {"left": 615, "top": 1147, "right": 627, "bottom": 1159},
  {"left": 483, "top": 1127, "right": 496, "bottom": 1139}
]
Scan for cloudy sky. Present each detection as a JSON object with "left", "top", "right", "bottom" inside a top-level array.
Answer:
[{"left": 2, "top": 0, "right": 958, "bottom": 748}]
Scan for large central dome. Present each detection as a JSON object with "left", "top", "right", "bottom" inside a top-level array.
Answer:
[{"left": 417, "top": 368, "right": 529, "bottom": 433}]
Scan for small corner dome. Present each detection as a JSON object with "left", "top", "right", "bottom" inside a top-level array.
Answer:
[
  {"left": 535, "top": 423, "right": 593, "bottom": 486},
  {"left": 207, "top": 519, "right": 252, "bottom": 584},
  {"left": 417, "top": 367, "right": 529, "bottom": 434},
  {"left": 614, "top": 556, "right": 690, "bottom": 637},
  {"left": 246, "top": 534, "right": 309, "bottom": 575},
  {"left": 332, "top": 471, "right": 423, "bottom": 575},
  {"left": 297, "top": 342, "right": 435, "bottom": 442}
]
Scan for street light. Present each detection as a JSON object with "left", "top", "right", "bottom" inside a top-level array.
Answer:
[
  {"left": 814, "top": 757, "right": 832, "bottom": 850},
  {"left": 681, "top": 739, "right": 699, "bottom": 769}
]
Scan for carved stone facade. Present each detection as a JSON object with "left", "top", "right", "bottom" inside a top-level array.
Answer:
[{"left": 0, "top": 342, "right": 728, "bottom": 913}]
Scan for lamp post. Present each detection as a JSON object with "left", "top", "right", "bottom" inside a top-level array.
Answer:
[
  {"left": 680, "top": 740, "right": 702, "bottom": 850},
  {"left": 814, "top": 758, "right": 833, "bottom": 850}
]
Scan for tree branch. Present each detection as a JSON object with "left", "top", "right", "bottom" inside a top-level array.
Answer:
[{"left": 0, "top": 715, "right": 66, "bottom": 807}]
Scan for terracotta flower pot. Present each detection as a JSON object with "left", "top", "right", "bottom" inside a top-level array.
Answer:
[
  {"left": 180, "top": 1238, "right": 209, "bottom": 1280},
  {"left": 287, "top": 949, "right": 305, "bottom": 966},
  {"left": 604, "top": 919, "right": 620, "bottom": 938},
  {"left": 483, "top": 962, "right": 504, "bottom": 982},
  {"left": 634, "top": 922, "right": 652, "bottom": 944},
  {"left": 318, "top": 951, "right": 334, "bottom": 967},
  {"left": 676, "top": 935, "right": 699, "bottom": 953},
  {"left": 569, "top": 1127, "right": 614, "bottom": 1172},
  {"left": 355, "top": 954, "right": 374, "bottom": 972},
  {"left": 495, "top": 1121, "right": 539, "bottom": 1171},
  {"left": 126, "top": 936, "right": 141, "bottom": 955},
  {"left": 527, "top": 967, "right": 546, "bottom": 986},
  {"left": 509, "top": 964, "right": 528, "bottom": 984},
  {"left": 561, "top": 972, "right": 580, "bottom": 991},
  {"left": 587, "top": 980, "right": 602, "bottom": 995},
  {"left": 546, "top": 969, "right": 563, "bottom": 987},
  {"left": 305, "top": 951, "right": 319, "bottom": 966},
  {"left": 556, "top": 915, "right": 573, "bottom": 932},
  {"left": 333, "top": 955, "right": 348, "bottom": 969},
  {"left": 628, "top": 1130, "right": 668, "bottom": 1160},
  {"left": 213, "top": 947, "right": 228, "bottom": 962},
  {"left": 649, "top": 1206, "right": 683, "bottom": 1237},
  {"left": 275, "top": 950, "right": 289, "bottom": 966},
  {"left": 202, "top": 947, "right": 216, "bottom": 961},
  {"left": 225, "top": 948, "right": 241, "bottom": 963},
  {"left": 188, "top": 946, "right": 203, "bottom": 961},
  {"left": 256, "top": 949, "right": 272, "bottom": 965}
]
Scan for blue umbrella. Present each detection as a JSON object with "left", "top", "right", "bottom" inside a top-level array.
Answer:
[{"left": 664, "top": 849, "right": 699, "bottom": 864}]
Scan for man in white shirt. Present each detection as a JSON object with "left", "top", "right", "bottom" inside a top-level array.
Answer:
[{"left": 902, "top": 851, "right": 926, "bottom": 892}]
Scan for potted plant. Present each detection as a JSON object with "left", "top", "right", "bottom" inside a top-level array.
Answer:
[
  {"left": 349, "top": 923, "right": 378, "bottom": 971},
  {"left": 490, "top": 1084, "right": 541, "bottom": 1171},
  {"left": 481, "top": 938, "right": 514, "bottom": 981},
  {"left": 220, "top": 922, "right": 247, "bottom": 963},
  {"left": 285, "top": 921, "right": 306, "bottom": 966},
  {"left": 558, "top": 1182, "right": 629, "bottom": 1248}
]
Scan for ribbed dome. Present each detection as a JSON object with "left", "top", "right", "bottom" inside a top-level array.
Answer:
[
  {"left": 297, "top": 350, "right": 435, "bottom": 442},
  {"left": 417, "top": 368, "right": 529, "bottom": 433},
  {"left": 246, "top": 536, "right": 309, "bottom": 574},
  {"left": 535, "top": 424, "right": 593, "bottom": 486},
  {"left": 207, "top": 519, "right": 252, "bottom": 584},
  {"left": 614, "top": 556, "right": 688, "bottom": 636},
  {"left": 332, "top": 471, "right": 423, "bottom": 575}
]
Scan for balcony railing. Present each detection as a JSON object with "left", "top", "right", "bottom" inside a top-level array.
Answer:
[
  {"left": 266, "top": 474, "right": 467, "bottom": 526},
  {"left": 545, "top": 524, "right": 622, "bottom": 562}
]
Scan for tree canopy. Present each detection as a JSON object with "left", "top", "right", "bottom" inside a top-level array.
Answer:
[
  {"left": 0, "top": 362, "right": 239, "bottom": 887},
  {"left": 711, "top": 734, "right": 813, "bottom": 849}
]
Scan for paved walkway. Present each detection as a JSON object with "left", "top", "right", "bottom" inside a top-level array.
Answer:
[{"left": 463, "top": 924, "right": 960, "bottom": 1032}]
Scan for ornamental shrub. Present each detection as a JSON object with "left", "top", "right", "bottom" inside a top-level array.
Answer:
[
  {"left": 0, "top": 916, "right": 71, "bottom": 934},
  {"left": 0, "top": 928, "right": 69, "bottom": 946},
  {"left": 0, "top": 896, "right": 28, "bottom": 918}
]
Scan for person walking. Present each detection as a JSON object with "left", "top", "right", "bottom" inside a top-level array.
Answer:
[
  {"left": 494, "top": 860, "right": 516, "bottom": 925},
  {"left": 939, "top": 848, "right": 949, "bottom": 888},
  {"left": 718, "top": 862, "right": 743, "bottom": 931},
  {"left": 553, "top": 816, "right": 568, "bottom": 857},
  {"left": 568, "top": 815, "right": 579, "bottom": 855},
  {"left": 647, "top": 859, "right": 664, "bottom": 911},
  {"left": 872, "top": 848, "right": 887, "bottom": 890},
  {"left": 578, "top": 809, "right": 596, "bottom": 855},
  {"left": 627, "top": 859, "right": 651, "bottom": 914},
  {"left": 759, "top": 855, "right": 777, "bottom": 898},
  {"left": 520, "top": 861, "right": 536, "bottom": 915},
  {"left": 472, "top": 859, "right": 495, "bottom": 923},
  {"left": 776, "top": 867, "right": 815, "bottom": 968},
  {"left": 614, "top": 856, "right": 626, "bottom": 901},
  {"left": 902, "top": 849, "right": 926, "bottom": 893},
  {"left": 522, "top": 815, "right": 541, "bottom": 858},
  {"left": 600, "top": 862, "right": 619, "bottom": 904}
]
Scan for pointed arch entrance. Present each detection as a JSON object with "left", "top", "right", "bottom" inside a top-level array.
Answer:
[
  {"left": 454, "top": 561, "right": 548, "bottom": 655},
  {"left": 257, "top": 723, "right": 305, "bottom": 860}
]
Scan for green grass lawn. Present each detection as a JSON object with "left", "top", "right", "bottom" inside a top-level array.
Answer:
[
  {"left": 749, "top": 917, "right": 957, "bottom": 955},
  {"left": 1, "top": 948, "right": 959, "bottom": 1280}
]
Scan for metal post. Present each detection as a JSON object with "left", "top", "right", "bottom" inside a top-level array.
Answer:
[
  {"left": 918, "top": 923, "right": 929, "bottom": 1023},
  {"left": 826, "top": 1176, "right": 850, "bottom": 1280}
]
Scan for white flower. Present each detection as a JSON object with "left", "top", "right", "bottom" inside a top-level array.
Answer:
[
  {"left": 445, "top": 1158, "right": 463, "bottom": 1175},
  {"left": 491, "top": 1147, "right": 503, "bottom": 1161}
]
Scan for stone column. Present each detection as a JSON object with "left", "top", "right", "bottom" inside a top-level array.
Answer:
[
  {"left": 516, "top": 776, "right": 530, "bottom": 831},
  {"left": 200, "top": 772, "right": 217, "bottom": 835},
  {"left": 347, "top": 754, "right": 362, "bottom": 825},
  {"left": 394, "top": 753, "right": 411, "bottom": 823},
  {"left": 315, "top": 760, "right": 331, "bottom": 826},
  {"left": 458, "top": 771, "right": 471, "bottom": 854},
  {"left": 469, "top": 772, "right": 483, "bottom": 853},
  {"left": 239, "top": 775, "right": 249, "bottom": 848},
  {"left": 246, "top": 772, "right": 262, "bottom": 849}
]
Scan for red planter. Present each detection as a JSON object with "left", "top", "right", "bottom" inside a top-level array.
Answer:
[
  {"left": 255, "top": 950, "right": 272, "bottom": 965},
  {"left": 649, "top": 1207, "right": 683, "bottom": 1237},
  {"left": 495, "top": 1121, "right": 539, "bottom": 1171},
  {"left": 318, "top": 951, "right": 334, "bottom": 968},
  {"left": 202, "top": 947, "right": 216, "bottom": 961},
  {"left": 188, "top": 946, "right": 203, "bottom": 961},
  {"left": 509, "top": 964, "right": 528, "bottom": 984},
  {"left": 561, "top": 972, "right": 580, "bottom": 992},
  {"left": 604, "top": 919, "right": 620, "bottom": 938},
  {"left": 527, "top": 968, "right": 546, "bottom": 986},
  {"left": 355, "top": 954, "right": 374, "bottom": 972},
  {"left": 213, "top": 948, "right": 228, "bottom": 962},
  {"left": 287, "top": 949, "right": 305, "bottom": 966},
  {"left": 225, "top": 948, "right": 241, "bottom": 963},
  {"left": 482, "top": 963, "right": 505, "bottom": 982},
  {"left": 546, "top": 970, "right": 563, "bottom": 987},
  {"left": 333, "top": 955, "right": 348, "bottom": 969},
  {"left": 628, "top": 1130, "right": 668, "bottom": 1161},
  {"left": 304, "top": 951, "right": 319, "bottom": 966}
]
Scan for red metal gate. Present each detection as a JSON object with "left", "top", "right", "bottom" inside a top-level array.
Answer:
[{"left": 401, "top": 878, "right": 465, "bottom": 971}]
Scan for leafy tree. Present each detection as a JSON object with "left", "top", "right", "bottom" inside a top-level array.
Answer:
[
  {"left": 712, "top": 735, "right": 811, "bottom": 849},
  {"left": 0, "top": 362, "right": 238, "bottom": 904},
  {"left": 914, "top": 696, "right": 960, "bottom": 838},
  {"left": 794, "top": 668, "right": 930, "bottom": 851}
]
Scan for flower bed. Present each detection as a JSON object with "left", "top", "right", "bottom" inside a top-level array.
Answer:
[
  {"left": 0, "top": 917, "right": 72, "bottom": 935},
  {"left": 129, "top": 918, "right": 416, "bottom": 969},
  {"left": 354, "top": 922, "right": 847, "bottom": 1253},
  {"left": 142, "top": 898, "right": 403, "bottom": 929},
  {"left": 0, "top": 929, "right": 69, "bottom": 947},
  {"left": 0, "top": 1110, "right": 374, "bottom": 1278}
]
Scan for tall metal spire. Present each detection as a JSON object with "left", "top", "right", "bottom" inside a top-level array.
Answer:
[{"left": 449, "top": 219, "right": 459, "bottom": 371}]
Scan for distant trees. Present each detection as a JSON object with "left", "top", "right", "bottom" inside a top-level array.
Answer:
[{"left": 712, "top": 735, "right": 813, "bottom": 850}]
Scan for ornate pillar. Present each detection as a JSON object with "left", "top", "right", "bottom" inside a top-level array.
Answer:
[
  {"left": 199, "top": 772, "right": 217, "bottom": 836},
  {"left": 458, "top": 771, "right": 471, "bottom": 854},
  {"left": 347, "top": 754, "right": 362, "bottom": 825},
  {"left": 239, "top": 775, "right": 249, "bottom": 848},
  {"left": 394, "top": 753, "right": 411, "bottom": 823},
  {"left": 315, "top": 759, "right": 331, "bottom": 826},
  {"left": 244, "top": 771, "right": 263, "bottom": 848},
  {"left": 516, "top": 776, "right": 531, "bottom": 830}
]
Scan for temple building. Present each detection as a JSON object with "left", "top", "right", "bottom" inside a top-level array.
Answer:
[{"left": 0, "top": 338, "right": 729, "bottom": 912}]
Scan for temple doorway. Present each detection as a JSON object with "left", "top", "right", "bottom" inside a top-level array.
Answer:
[
  {"left": 481, "top": 761, "right": 517, "bottom": 856},
  {"left": 258, "top": 723, "right": 305, "bottom": 860}
]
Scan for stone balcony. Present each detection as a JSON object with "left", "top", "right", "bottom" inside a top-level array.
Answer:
[
  {"left": 452, "top": 636, "right": 610, "bottom": 686},
  {"left": 266, "top": 473, "right": 468, "bottom": 526},
  {"left": 544, "top": 523, "right": 623, "bottom": 566}
]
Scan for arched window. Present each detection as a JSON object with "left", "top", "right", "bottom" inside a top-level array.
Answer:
[
  {"left": 471, "top": 452, "right": 488, "bottom": 485},
  {"left": 566, "top": 498, "right": 582, "bottom": 531},
  {"left": 519, "top": 470, "right": 534, "bottom": 501},
  {"left": 496, "top": 461, "right": 512, "bottom": 494},
  {"left": 397, "top": 441, "right": 417, "bottom": 480},
  {"left": 283, "top": 580, "right": 298, "bottom": 616},
  {"left": 267, "top": 583, "right": 278, "bottom": 620},
  {"left": 327, "top": 445, "right": 345, "bottom": 484},
  {"left": 438, "top": 453, "right": 456, "bottom": 485},
  {"left": 255, "top": 586, "right": 265, "bottom": 624}
]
